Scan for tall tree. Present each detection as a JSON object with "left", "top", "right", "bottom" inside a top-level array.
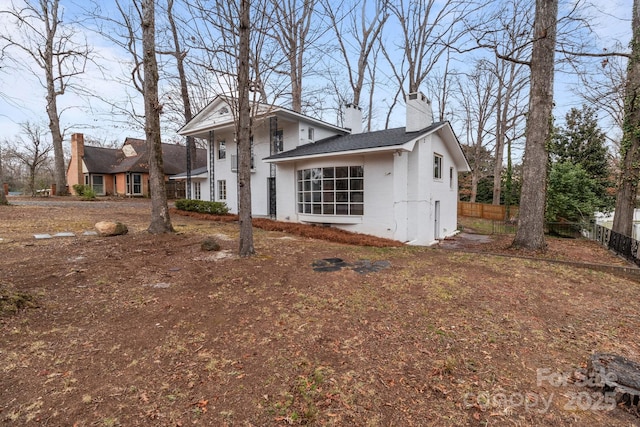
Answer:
[
  {"left": 0, "top": 0, "right": 91, "bottom": 196},
  {"left": 267, "top": 0, "right": 317, "bottom": 112},
  {"left": 455, "top": 61, "right": 497, "bottom": 203},
  {"left": 141, "top": 0, "right": 174, "bottom": 234},
  {"left": 5, "top": 123, "right": 53, "bottom": 196},
  {"left": 0, "top": 143, "right": 7, "bottom": 205},
  {"left": 546, "top": 161, "right": 599, "bottom": 223},
  {"left": 323, "top": 0, "right": 388, "bottom": 115},
  {"left": 612, "top": 0, "right": 640, "bottom": 238},
  {"left": 238, "top": 0, "right": 255, "bottom": 257},
  {"left": 549, "top": 105, "right": 612, "bottom": 211},
  {"left": 164, "top": 0, "right": 196, "bottom": 170},
  {"left": 384, "top": 0, "right": 471, "bottom": 101},
  {"left": 0, "top": 145, "right": 9, "bottom": 205},
  {"left": 512, "top": 0, "right": 558, "bottom": 250},
  {"left": 471, "top": 0, "right": 532, "bottom": 206}
]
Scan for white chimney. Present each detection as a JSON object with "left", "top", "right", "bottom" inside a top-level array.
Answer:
[
  {"left": 405, "top": 92, "right": 433, "bottom": 133},
  {"left": 344, "top": 103, "right": 362, "bottom": 134}
]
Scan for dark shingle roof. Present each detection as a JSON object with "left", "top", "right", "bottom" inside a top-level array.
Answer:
[
  {"left": 83, "top": 146, "right": 120, "bottom": 173},
  {"left": 265, "top": 122, "right": 446, "bottom": 161},
  {"left": 82, "top": 138, "right": 206, "bottom": 175}
]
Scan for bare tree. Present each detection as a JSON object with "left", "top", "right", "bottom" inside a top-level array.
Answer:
[
  {"left": 577, "top": 49, "right": 627, "bottom": 149},
  {"left": 237, "top": 0, "right": 255, "bottom": 257},
  {"left": 455, "top": 62, "right": 498, "bottom": 202},
  {"left": 469, "top": 0, "right": 532, "bottom": 206},
  {"left": 5, "top": 123, "right": 54, "bottom": 196},
  {"left": 0, "top": 0, "right": 91, "bottom": 196},
  {"left": 612, "top": 0, "right": 640, "bottom": 238},
  {"left": 161, "top": 0, "right": 196, "bottom": 170},
  {"left": 267, "top": 0, "right": 317, "bottom": 112},
  {"left": 384, "top": 0, "right": 472, "bottom": 99},
  {"left": 0, "top": 143, "right": 7, "bottom": 205},
  {"left": 323, "top": 0, "right": 388, "bottom": 114},
  {"left": 141, "top": 0, "right": 174, "bottom": 234},
  {"left": 512, "top": 0, "right": 558, "bottom": 250}
]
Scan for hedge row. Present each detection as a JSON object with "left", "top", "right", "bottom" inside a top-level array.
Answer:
[{"left": 174, "top": 199, "right": 230, "bottom": 215}]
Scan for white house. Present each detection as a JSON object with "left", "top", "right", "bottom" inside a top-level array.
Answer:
[{"left": 177, "top": 92, "right": 470, "bottom": 245}]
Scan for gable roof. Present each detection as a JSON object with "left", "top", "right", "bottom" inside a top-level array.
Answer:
[
  {"left": 264, "top": 121, "right": 470, "bottom": 171},
  {"left": 83, "top": 146, "right": 120, "bottom": 174},
  {"left": 179, "top": 95, "right": 347, "bottom": 139},
  {"left": 82, "top": 138, "right": 207, "bottom": 175}
]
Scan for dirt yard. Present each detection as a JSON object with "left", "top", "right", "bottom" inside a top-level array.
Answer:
[{"left": 1, "top": 197, "right": 640, "bottom": 426}]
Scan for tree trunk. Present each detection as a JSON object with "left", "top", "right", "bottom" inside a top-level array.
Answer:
[
  {"left": 512, "top": 0, "right": 558, "bottom": 250},
  {"left": 612, "top": 0, "right": 640, "bottom": 238},
  {"left": 43, "top": 0, "right": 66, "bottom": 196},
  {"left": 142, "top": 0, "right": 173, "bottom": 234},
  {"left": 0, "top": 148, "right": 6, "bottom": 205},
  {"left": 492, "top": 90, "right": 505, "bottom": 205},
  {"left": 238, "top": 0, "right": 255, "bottom": 257},
  {"left": 470, "top": 172, "right": 478, "bottom": 203},
  {"left": 166, "top": 0, "right": 196, "bottom": 170}
]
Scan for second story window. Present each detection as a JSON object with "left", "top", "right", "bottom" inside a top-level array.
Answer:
[
  {"left": 275, "top": 129, "right": 284, "bottom": 152},
  {"left": 218, "top": 140, "right": 226, "bottom": 160},
  {"left": 434, "top": 153, "right": 443, "bottom": 180},
  {"left": 308, "top": 127, "right": 315, "bottom": 142}
]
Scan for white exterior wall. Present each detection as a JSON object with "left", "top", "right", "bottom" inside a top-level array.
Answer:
[
  {"left": 274, "top": 154, "right": 396, "bottom": 240},
  {"left": 297, "top": 120, "right": 339, "bottom": 146},
  {"left": 429, "top": 134, "right": 459, "bottom": 241},
  {"left": 204, "top": 116, "right": 346, "bottom": 215},
  {"left": 392, "top": 150, "right": 409, "bottom": 242}
]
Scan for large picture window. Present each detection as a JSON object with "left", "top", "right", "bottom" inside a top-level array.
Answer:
[{"left": 297, "top": 166, "right": 364, "bottom": 216}]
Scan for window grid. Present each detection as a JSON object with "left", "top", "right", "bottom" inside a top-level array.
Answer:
[
  {"left": 296, "top": 166, "right": 364, "bottom": 216},
  {"left": 275, "top": 129, "right": 283, "bottom": 152},
  {"left": 434, "top": 154, "right": 443, "bottom": 180},
  {"left": 218, "top": 180, "right": 227, "bottom": 200},
  {"left": 218, "top": 140, "right": 226, "bottom": 159}
]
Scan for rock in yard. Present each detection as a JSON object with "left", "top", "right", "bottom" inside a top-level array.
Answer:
[
  {"left": 95, "top": 221, "right": 128, "bottom": 237},
  {"left": 201, "top": 237, "right": 221, "bottom": 252}
]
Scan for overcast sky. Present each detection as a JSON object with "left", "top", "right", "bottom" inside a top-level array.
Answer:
[{"left": 0, "top": 0, "right": 634, "bottom": 149}]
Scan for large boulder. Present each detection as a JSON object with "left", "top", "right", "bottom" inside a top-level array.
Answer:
[{"left": 95, "top": 221, "right": 128, "bottom": 237}]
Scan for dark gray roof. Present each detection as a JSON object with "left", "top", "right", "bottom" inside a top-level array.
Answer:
[
  {"left": 171, "top": 165, "right": 208, "bottom": 178},
  {"left": 82, "top": 138, "right": 206, "bottom": 175},
  {"left": 265, "top": 122, "right": 446, "bottom": 161},
  {"left": 83, "top": 146, "right": 120, "bottom": 174}
]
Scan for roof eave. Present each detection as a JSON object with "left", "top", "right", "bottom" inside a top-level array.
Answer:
[{"left": 264, "top": 144, "right": 412, "bottom": 164}]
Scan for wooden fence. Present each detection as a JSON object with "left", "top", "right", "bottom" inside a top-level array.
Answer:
[{"left": 458, "top": 201, "right": 519, "bottom": 221}]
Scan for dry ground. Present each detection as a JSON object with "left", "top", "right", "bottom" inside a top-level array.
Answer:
[{"left": 1, "top": 197, "right": 640, "bottom": 426}]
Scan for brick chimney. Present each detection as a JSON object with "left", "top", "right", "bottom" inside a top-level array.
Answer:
[
  {"left": 405, "top": 92, "right": 433, "bottom": 133},
  {"left": 70, "top": 133, "right": 85, "bottom": 193},
  {"left": 344, "top": 103, "right": 362, "bottom": 134}
]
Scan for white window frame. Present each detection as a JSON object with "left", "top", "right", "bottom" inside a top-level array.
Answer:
[
  {"left": 194, "top": 182, "right": 201, "bottom": 200},
  {"left": 449, "top": 167, "right": 454, "bottom": 189},
  {"left": 275, "top": 129, "right": 284, "bottom": 152},
  {"left": 218, "top": 180, "right": 227, "bottom": 200},
  {"left": 218, "top": 140, "right": 226, "bottom": 160},
  {"left": 308, "top": 127, "right": 315, "bottom": 142},
  {"left": 434, "top": 153, "right": 443, "bottom": 180},
  {"left": 296, "top": 166, "right": 364, "bottom": 216}
]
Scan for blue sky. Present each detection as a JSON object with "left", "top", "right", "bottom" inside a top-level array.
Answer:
[{"left": 0, "top": 0, "right": 634, "bottom": 151}]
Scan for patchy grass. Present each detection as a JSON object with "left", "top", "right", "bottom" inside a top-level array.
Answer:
[
  {"left": 1, "top": 199, "right": 640, "bottom": 426},
  {"left": 0, "top": 286, "right": 38, "bottom": 316}
]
